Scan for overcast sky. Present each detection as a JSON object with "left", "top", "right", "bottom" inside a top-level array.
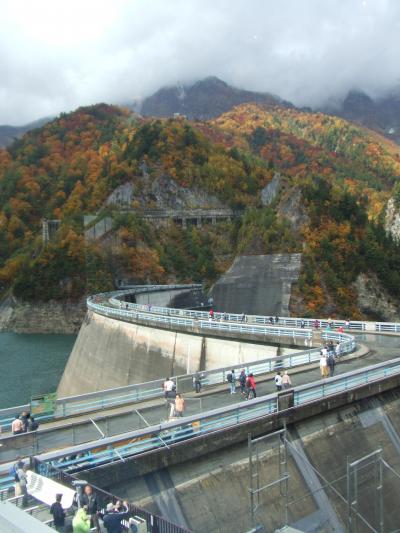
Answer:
[{"left": 1, "top": 0, "right": 400, "bottom": 124}]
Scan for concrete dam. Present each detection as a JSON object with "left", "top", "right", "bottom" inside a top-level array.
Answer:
[
  {"left": 57, "top": 253, "right": 303, "bottom": 398},
  {"left": 3, "top": 282, "right": 400, "bottom": 532}
]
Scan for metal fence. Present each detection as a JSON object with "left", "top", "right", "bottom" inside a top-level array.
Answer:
[
  {"left": 104, "top": 285, "right": 400, "bottom": 333},
  {"left": 32, "top": 460, "right": 192, "bottom": 533},
  {"left": 32, "top": 357, "right": 400, "bottom": 476},
  {"left": 0, "top": 331, "right": 354, "bottom": 433}
]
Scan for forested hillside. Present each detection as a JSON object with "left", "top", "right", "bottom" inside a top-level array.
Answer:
[{"left": 0, "top": 102, "right": 399, "bottom": 319}]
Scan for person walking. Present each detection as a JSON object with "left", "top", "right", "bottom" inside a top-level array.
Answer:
[
  {"left": 50, "top": 493, "right": 66, "bottom": 533},
  {"left": 72, "top": 507, "right": 91, "bottom": 533},
  {"left": 174, "top": 394, "right": 185, "bottom": 417},
  {"left": 335, "top": 341, "right": 341, "bottom": 359},
  {"left": 282, "top": 371, "right": 292, "bottom": 389},
  {"left": 239, "top": 369, "right": 247, "bottom": 395},
  {"left": 246, "top": 373, "right": 256, "bottom": 399},
  {"left": 193, "top": 372, "right": 202, "bottom": 393},
  {"left": 11, "top": 415, "right": 24, "bottom": 435},
  {"left": 227, "top": 369, "right": 236, "bottom": 394},
  {"left": 16, "top": 464, "right": 28, "bottom": 507},
  {"left": 320, "top": 352, "right": 328, "bottom": 378},
  {"left": 163, "top": 377, "right": 175, "bottom": 400},
  {"left": 274, "top": 371, "right": 283, "bottom": 391},
  {"left": 327, "top": 353, "right": 336, "bottom": 377}
]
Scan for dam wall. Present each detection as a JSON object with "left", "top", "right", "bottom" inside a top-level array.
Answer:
[
  {"left": 105, "top": 386, "right": 400, "bottom": 532},
  {"left": 57, "top": 311, "right": 287, "bottom": 397}
]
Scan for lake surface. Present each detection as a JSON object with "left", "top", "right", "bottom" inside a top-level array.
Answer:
[{"left": 0, "top": 333, "right": 75, "bottom": 409}]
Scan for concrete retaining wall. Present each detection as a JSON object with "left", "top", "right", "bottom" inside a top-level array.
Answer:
[{"left": 56, "top": 312, "right": 283, "bottom": 397}]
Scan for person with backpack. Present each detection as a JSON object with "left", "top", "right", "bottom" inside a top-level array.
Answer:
[
  {"left": 50, "top": 493, "right": 66, "bottom": 532},
  {"left": 193, "top": 372, "right": 202, "bottom": 393},
  {"left": 227, "top": 369, "right": 236, "bottom": 394},
  {"left": 16, "top": 464, "right": 28, "bottom": 507},
  {"left": 327, "top": 353, "right": 336, "bottom": 377},
  {"left": 28, "top": 417, "right": 39, "bottom": 432},
  {"left": 239, "top": 369, "right": 247, "bottom": 395},
  {"left": 274, "top": 371, "right": 283, "bottom": 391},
  {"left": 11, "top": 460, "right": 23, "bottom": 497}
]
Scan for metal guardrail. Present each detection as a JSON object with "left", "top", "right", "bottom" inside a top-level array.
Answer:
[
  {"left": 105, "top": 286, "right": 400, "bottom": 332},
  {"left": 0, "top": 284, "right": 356, "bottom": 432},
  {"left": 30, "top": 357, "right": 400, "bottom": 476},
  {"left": 0, "top": 332, "right": 353, "bottom": 432},
  {"left": 33, "top": 460, "right": 192, "bottom": 533}
]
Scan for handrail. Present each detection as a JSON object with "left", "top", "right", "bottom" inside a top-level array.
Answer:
[
  {"left": 0, "top": 332, "right": 353, "bottom": 432},
  {"left": 32, "top": 356, "right": 400, "bottom": 473},
  {"left": 0, "top": 284, "right": 357, "bottom": 431}
]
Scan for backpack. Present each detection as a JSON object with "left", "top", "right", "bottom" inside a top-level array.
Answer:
[
  {"left": 9, "top": 464, "right": 19, "bottom": 482},
  {"left": 227, "top": 373, "right": 233, "bottom": 383}
]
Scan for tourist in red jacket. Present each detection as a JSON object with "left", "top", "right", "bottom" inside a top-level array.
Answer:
[{"left": 246, "top": 373, "right": 256, "bottom": 399}]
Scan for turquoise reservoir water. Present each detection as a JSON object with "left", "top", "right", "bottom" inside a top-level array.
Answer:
[{"left": 0, "top": 333, "right": 75, "bottom": 409}]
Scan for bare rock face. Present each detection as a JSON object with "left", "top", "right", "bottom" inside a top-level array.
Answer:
[
  {"left": 354, "top": 273, "right": 400, "bottom": 322},
  {"left": 0, "top": 297, "right": 85, "bottom": 334},
  {"left": 261, "top": 173, "right": 281, "bottom": 206},
  {"left": 385, "top": 197, "right": 400, "bottom": 242},
  {"left": 106, "top": 174, "right": 225, "bottom": 211},
  {"left": 277, "top": 188, "right": 310, "bottom": 229}
]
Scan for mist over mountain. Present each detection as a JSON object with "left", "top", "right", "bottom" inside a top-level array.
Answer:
[
  {"left": 327, "top": 89, "right": 400, "bottom": 144},
  {"left": 2, "top": 77, "right": 400, "bottom": 148},
  {"left": 0, "top": 117, "right": 52, "bottom": 148},
  {"left": 139, "top": 77, "right": 292, "bottom": 120}
]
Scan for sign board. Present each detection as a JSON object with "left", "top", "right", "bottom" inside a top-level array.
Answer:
[{"left": 31, "top": 392, "right": 57, "bottom": 416}]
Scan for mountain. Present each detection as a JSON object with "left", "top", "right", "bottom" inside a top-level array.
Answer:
[
  {"left": 140, "top": 76, "right": 292, "bottom": 119},
  {"left": 0, "top": 102, "right": 400, "bottom": 320},
  {"left": 326, "top": 89, "right": 400, "bottom": 144},
  {"left": 0, "top": 117, "right": 52, "bottom": 148}
]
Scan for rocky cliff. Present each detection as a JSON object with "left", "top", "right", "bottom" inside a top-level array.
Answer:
[
  {"left": 0, "top": 297, "right": 85, "bottom": 334},
  {"left": 385, "top": 197, "right": 400, "bottom": 241},
  {"left": 354, "top": 273, "right": 400, "bottom": 322}
]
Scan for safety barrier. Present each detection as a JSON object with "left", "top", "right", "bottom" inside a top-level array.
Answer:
[
  {"left": 33, "top": 460, "right": 192, "bottom": 533},
  {"left": 104, "top": 286, "right": 400, "bottom": 332},
  {"left": 0, "top": 331, "right": 353, "bottom": 433},
  {"left": 32, "top": 357, "right": 400, "bottom": 475},
  {"left": 89, "top": 298, "right": 314, "bottom": 340}
]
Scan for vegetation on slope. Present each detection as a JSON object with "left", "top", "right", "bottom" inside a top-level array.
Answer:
[{"left": 1, "top": 102, "right": 400, "bottom": 318}]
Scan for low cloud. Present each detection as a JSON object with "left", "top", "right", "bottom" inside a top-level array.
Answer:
[{"left": 1, "top": 0, "right": 400, "bottom": 124}]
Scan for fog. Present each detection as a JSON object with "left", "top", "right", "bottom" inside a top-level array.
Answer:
[{"left": 1, "top": 0, "right": 400, "bottom": 124}]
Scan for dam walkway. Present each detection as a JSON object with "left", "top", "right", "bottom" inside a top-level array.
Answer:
[{"left": 2, "top": 285, "right": 400, "bottom": 532}]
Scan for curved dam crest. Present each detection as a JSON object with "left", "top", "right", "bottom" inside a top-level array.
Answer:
[{"left": 57, "top": 310, "right": 285, "bottom": 397}]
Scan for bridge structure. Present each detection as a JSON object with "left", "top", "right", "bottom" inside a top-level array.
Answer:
[
  {"left": 2, "top": 285, "right": 400, "bottom": 531},
  {"left": 84, "top": 208, "right": 240, "bottom": 242}
]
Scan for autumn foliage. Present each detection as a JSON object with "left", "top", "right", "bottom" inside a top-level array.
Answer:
[{"left": 0, "top": 102, "right": 399, "bottom": 318}]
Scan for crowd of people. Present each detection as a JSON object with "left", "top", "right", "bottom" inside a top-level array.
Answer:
[
  {"left": 11, "top": 411, "right": 39, "bottom": 435},
  {"left": 49, "top": 483, "right": 141, "bottom": 532}
]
